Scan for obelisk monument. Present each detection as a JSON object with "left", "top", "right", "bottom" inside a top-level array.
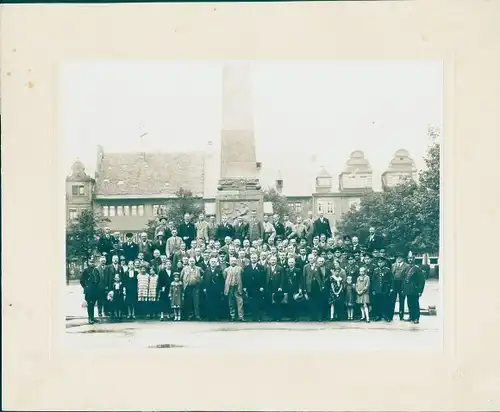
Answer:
[{"left": 216, "top": 63, "right": 263, "bottom": 222}]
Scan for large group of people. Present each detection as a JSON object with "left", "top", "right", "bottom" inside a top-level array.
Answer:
[{"left": 79, "top": 210, "right": 426, "bottom": 325}]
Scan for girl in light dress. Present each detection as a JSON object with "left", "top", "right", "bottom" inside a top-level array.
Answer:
[{"left": 356, "top": 267, "right": 371, "bottom": 323}]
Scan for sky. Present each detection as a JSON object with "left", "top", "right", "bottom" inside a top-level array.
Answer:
[{"left": 60, "top": 60, "right": 442, "bottom": 191}]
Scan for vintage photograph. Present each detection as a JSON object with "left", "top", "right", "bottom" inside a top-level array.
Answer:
[{"left": 63, "top": 60, "right": 442, "bottom": 351}]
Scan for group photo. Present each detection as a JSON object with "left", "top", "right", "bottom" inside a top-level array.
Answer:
[{"left": 64, "top": 60, "right": 441, "bottom": 351}]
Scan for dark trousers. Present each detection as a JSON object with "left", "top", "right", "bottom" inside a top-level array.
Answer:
[
  {"left": 307, "top": 294, "right": 324, "bottom": 321},
  {"left": 204, "top": 292, "right": 223, "bottom": 320},
  {"left": 268, "top": 295, "right": 284, "bottom": 321},
  {"left": 372, "top": 293, "right": 390, "bottom": 320},
  {"left": 97, "top": 291, "right": 107, "bottom": 315},
  {"left": 406, "top": 294, "right": 420, "bottom": 321},
  {"left": 287, "top": 300, "right": 298, "bottom": 321},
  {"left": 184, "top": 285, "right": 200, "bottom": 319},
  {"left": 86, "top": 300, "right": 96, "bottom": 321},
  {"left": 247, "top": 293, "right": 265, "bottom": 321},
  {"left": 389, "top": 280, "right": 405, "bottom": 319}
]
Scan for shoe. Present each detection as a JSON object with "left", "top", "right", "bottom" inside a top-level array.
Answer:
[
  {"left": 127, "top": 315, "right": 132, "bottom": 320},
  {"left": 366, "top": 319, "right": 371, "bottom": 323},
  {"left": 239, "top": 318, "right": 245, "bottom": 322},
  {"left": 413, "top": 320, "right": 419, "bottom": 324}
]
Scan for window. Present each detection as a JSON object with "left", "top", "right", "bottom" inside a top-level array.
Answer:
[
  {"left": 72, "top": 185, "right": 85, "bottom": 196},
  {"left": 153, "top": 205, "right": 160, "bottom": 216},
  {"left": 117, "top": 206, "right": 123, "bottom": 216},
  {"left": 102, "top": 206, "right": 109, "bottom": 216},
  {"left": 109, "top": 206, "right": 116, "bottom": 217},
  {"left": 294, "top": 202, "right": 302, "bottom": 213},
  {"left": 138, "top": 205, "right": 145, "bottom": 216},
  {"left": 317, "top": 202, "right": 324, "bottom": 213},
  {"left": 69, "top": 208, "right": 78, "bottom": 220},
  {"left": 131, "top": 205, "right": 137, "bottom": 216},
  {"left": 327, "top": 202, "right": 334, "bottom": 214},
  {"left": 123, "top": 205, "right": 130, "bottom": 216}
]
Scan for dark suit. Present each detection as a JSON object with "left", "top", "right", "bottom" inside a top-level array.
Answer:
[
  {"left": 216, "top": 223, "right": 235, "bottom": 243},
  {"left": 234, "top": 222, "right": 249, "bottom": 241},
  {"left": 80, "top": 267, "right": 100, "bottom": 321},
  {"left": 95, "top": 265, "right": 108, "bottom": 316},
  {"left": 266, "top": 265, "right": 285, "bottom": 320},
  {"left": 106, "top": 264, "right": 125, "bottom": 289},
  {"left": 313, "top": 217, "right": 332, "bottom": 239},
  {"left": 404, "top": 264, "right": 425, "bottom": 321},
  {"left": 203, "top": 266, "right": 225, "bottom": 320},
  {"left": 274, "top": 222, "right": 285, "bottom": 240},
  {"left": 284, "top": 266, "right": 302, "bottom": 320},
  {"left": 366, "top": 234, "right": 384, "bottom": 252},
  {"left": 178, "top": 221, "right": 197, "bottom": 248},
  {"left": 303, "top": 263, "right": 325, "bottom": 321},
  {"left": 153, "top": 239, "right": 167, "bottom": 257},
  {"left": 390, "top": 261, "right": 410, "bottom": 319},
  {"left": 122, "top": 241, "right": 139, "bottom": 263},
  {"left": 371, "top": 266, "right": 393, "bottom": 320},
  {"left": 98, "top": 235, "right": 116, "bottom": 264},
  {"left": 243, "top": 263, "right": 267, "bottom": 320},
  {"left": 138, "top": 240, "right": 154, "bottom": 262}
]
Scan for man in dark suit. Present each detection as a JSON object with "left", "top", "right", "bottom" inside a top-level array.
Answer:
[
  {"left": 303, "top": 254, "right": 324, "bottom": 321},
  {"left": 243, "top": 253, "right": 267, "bottom": 321},
  {"left": 366, "top": 227, "right": 384, "bottom": 252},
  {"left": 403, "top": 255, "right": 425, "bottom": 324},
  {"left": 234, "top": 216, "right": 249, "bottom": 242},
  {"left": 272, "top": 215, "right": 285, "bottom": 242},
  {"left": 202, "top": 258, "right": 225, "bottom": 321},
  {"left": 107, "top": 255, "right": 125, "bottom": 284},
  {"left": 80, "top": 258, "right": 100, "bottom": 324},
  {"left": 178, "top": 213, "right": 197, "bottom": 249},
  {"left": 122, "top": 232, "right": 139, "bottom": 263},
  {"left": 351, "top": 236, "right": 362, "bottom": 255},
  {"left": 371, "top": 258, "right": 394, "bottom": 321},
  {"left": 98, "top": 227, "right": 116, "bottom": 264},
  {"left": 284, "top": 257, "right": 302, "bottom": 321},
  {"left": 153, "top": 232, "right": 167, "bottom": 257},
  {"left": 216, "top": 215, "right": 235, "bottom": 244},
  {"left": 312, "top": 211, "right": 332, "bottom": 239},
  {"left": 390, "top": 252, "right": 410, "bottom": 321},
  {"left": 266, "top": 255, "right": 285, "bottom": 321}
]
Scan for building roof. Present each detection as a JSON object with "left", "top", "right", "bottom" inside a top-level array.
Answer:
[
  {"left": 95, "top": 151, "right": 205, "bottom": 197},
  {"left": 385, "top": 149, "right": 417, "bottom": 172},
  {"left": 67, "top": 159, "right": 93, "bottom": 182},
  {"left": 316, "top": 166, "right": 332, "bottom": 178},
  {"left": 340, "top": 150, "right": 372, "bottom": 174}
]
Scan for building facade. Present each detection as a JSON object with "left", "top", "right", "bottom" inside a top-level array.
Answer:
[{"left": 66, "top": 147, "right": 417, "bottom": 238}]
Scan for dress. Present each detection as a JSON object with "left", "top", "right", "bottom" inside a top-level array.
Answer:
[
  {"left": 170, "top": 281, "right": 183, "bottom": 309},
  {"left": 327, "top": 276, "right": 344, "bottom": 305},
  {"left": 355, "top": 275, "right": 370, "bottom": 305},
  {"left": 345, "top": 277, "right": 356, "bottom": 307},
  {"left": 137, "top": 273, "right": 150, "bottom": 302},
  {"left": 123, "top": 270, "right": 138, "bottom": 305}
]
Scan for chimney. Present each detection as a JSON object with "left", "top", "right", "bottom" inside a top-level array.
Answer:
[{"left": 276, "top": 170, "right": 283, "bottom": 193}]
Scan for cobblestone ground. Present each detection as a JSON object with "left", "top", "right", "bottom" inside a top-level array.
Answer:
[{"left": 66, "top": 280, "right": 441, "bottom": 352}]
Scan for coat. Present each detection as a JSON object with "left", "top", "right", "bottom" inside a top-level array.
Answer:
[
  {"left": 97, "top": 235, "right": 116, "bottom": 257},
  {"left": 155, "top": 225, "right": 172, "bottom": 240},
  {"left": 223, "top": 265, "right": 244, "bottom": 295},
  {"left": 234, "top": 222, "right": 249, "bottom": 241},
  {"left": 371, "top": 267, "right": 393, "bottom": 295},
  {"left": 123, "top": 269, "right": 139, "bottom": 303},
  {"left": 178, "top": 222, "right": 197, "bottom": 247},
  {"left": 122, "top": 242, "right": 139, "bottom": 263},
  {"left": 169, "top": 281, "right": 183, "bottom": 308},
  {"left": 216, "top": 223, "right": 235, "bottom": 243},
  {"left": 392, "top": 261, "right": 410, "bottom": 282},
  {"left": 303, "top": 264, "right": 324, "bottom": 295},
  {"left": 403, "top": 264, "right": 425, "bottom": 296},
  {"left": 138, "top": 240, "right": 154, "bottom": 261},
  {"left": 312, "top": 217, "right": 332, "bottom": 239},
  {"left": 366, "top": 234, "right": 384, "bottom": 252},
  {"left": 243, "top": 263, "right": 267, "bottom": 296},
  {"left": 266, "top": 265, "right": 285, "bottom": 293},
  {"left": 203, "top": 266, "right": 225, "bottom": 297},
  {"left": 247, "top": 219, "right": 264, "bottom": 242},
  {"left": 80, "top": 267, "right": 100, "bottom": 301},
  {"left": 153, "top": 239, "right": 167, "bottom": 257},
  {"left": 284, "top": 267, "right": 302, "bottom": 294},
  {"left": 273, "top": 222, "right": 285, "bottom": 239}
]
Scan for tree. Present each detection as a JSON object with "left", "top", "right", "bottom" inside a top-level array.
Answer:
[
  {"left": 337, "top": 126, "right": 440, "bottom": 256},
  {"left": 143, "top": 188, "right": 205, "bottom": 236},
  {"left": 66, "top": 208, "right": 110, "bottom": 264},
  {"left": 263, "top": 187, "right": 296, "bottom": 219}
]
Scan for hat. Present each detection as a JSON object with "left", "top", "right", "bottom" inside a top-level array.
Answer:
[
  {"left": 126, "top": 232, "right": 134, "bottom": 238},
  {"left": 159, "top": 216, "right": 167, "bottom": 222},
  {"left": 157, "top": 231, "right": 165, "bottom": 237},
  {"left": 347, "top": 254, "right": 355, "bottom": 260}
]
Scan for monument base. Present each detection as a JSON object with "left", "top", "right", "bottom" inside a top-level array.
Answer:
[{"left": 216, "top": 179, "right": 264, "bottom": 223}]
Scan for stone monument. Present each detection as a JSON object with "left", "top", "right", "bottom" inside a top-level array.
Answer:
[{"left": 216, "top": 63, "right": 264, "bottom": 223}]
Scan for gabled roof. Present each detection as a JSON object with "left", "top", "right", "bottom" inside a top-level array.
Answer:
[{"left": 95, "top": 151, "right": 205, "bottom": 197}]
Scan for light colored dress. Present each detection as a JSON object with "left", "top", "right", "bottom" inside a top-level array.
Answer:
[{"left": 356, "top": 275, "right": 370, "bottom": 305}]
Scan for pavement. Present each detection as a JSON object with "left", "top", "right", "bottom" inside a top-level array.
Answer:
[{"left": 66, "top": 280, "right": 441, "bottom": 352}]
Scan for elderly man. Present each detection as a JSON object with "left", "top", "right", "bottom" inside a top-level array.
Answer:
[
  {"left": 207, "top": 215, "right": 217, "bottom": 240},
  {"left": 266, "top": 255, "right": 285, "bottom": 321},
  {"left": 390, "top": 252, "right": 410, "bottom": 321},
  {"left": 303, "top": 254, "right": 323, "bottom": 321},
  {"left": 122, "top": 232, "right": 139, "bottom": 263},
  {"left": 180, "top": 257, "right": 202, "bottom": 321},
  {"left": 247, "top": 209, "right": 264, "bottom": 243},
  {"left": 138, "top": 232, "right": 154, "bottom": 262},
  {"left": 203, "top": 257, "right": 225, "bottom": 321},
  {"left": 98, "top": 227, "right": 116, "bottom": 264},
  {"left": 366, "top": 227, "right": 384, "bottom": 252},
  {"left": 263, "top": 215, "right": 276, "bottom": 244},
  {"left": 403, "top": 254, "right": 426, "bottom": 324},
  {"left": 303, "top": 211, "right": 315, "bottom": 245},
  {"left": 178, "top": 213, "right": 197, "bottom": 249},
  {"left": 195, "top": 213, "right": 209, "bottom": 243},
  {"left": 243, "top": 253, "right": 267, "bottom": 321},
  {"left": 80, "top": 258, "right": 100, "bottom": 324},
  {"left": 224, "top": 256, "right": 245, "bottom": 322}
]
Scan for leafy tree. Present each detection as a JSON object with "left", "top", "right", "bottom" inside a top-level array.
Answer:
[
  {"left": 337, "top": 126, "right": 440, "bottom": 256},
  {"left": 263, "top": 187, "right": 296, "bottom": 219},
  {"left": 66, "top": 208, "right": 110, "bottom": 264},
  {"left": 143, "top": 188, "right": 205, "bottom": 236}
]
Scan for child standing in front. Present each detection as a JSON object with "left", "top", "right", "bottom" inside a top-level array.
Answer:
[
  {"left": 345, "top": 272, "right": 356, "bottom": 320},
  {"left": 356, "top": 266, "right": 371, "bottom": 323},
  {"left": 111, "top": 274, "right": 126, "bottom": 321},
  {"left": 169, "top": 273, "right": 183, "bottom": 321}
]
